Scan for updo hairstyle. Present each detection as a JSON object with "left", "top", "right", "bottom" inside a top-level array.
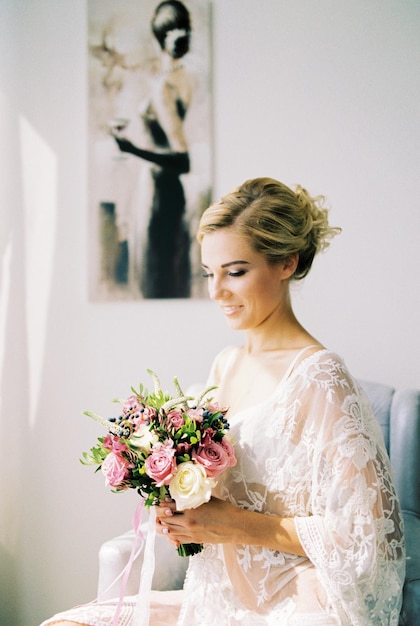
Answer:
[
  {"left": 152, "top": 1, "right": 191, "bottom": 50},
  {"left": 197, "top": 177, "right": 341, "bottom": 280}
]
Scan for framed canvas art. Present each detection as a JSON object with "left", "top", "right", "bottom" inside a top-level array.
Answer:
[{"left": 87, "top": 0, "right": 212, "bottom": 300}]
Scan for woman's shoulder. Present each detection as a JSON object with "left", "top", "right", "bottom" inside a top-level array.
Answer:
[
  {"left": 213, "top": 344, "right": 242, "bottom": 370},
  {"left": 207, "top": 345, "right": 242, "bottom": 386},
  {"left": 291, "top": 348, "right": 357, "bottom": 392},
  {"left": 150, "top": 70, "right": 191, "bottom": 114},
  {"left": 296, "top": 347, "right": 346, "bottom": 370}
]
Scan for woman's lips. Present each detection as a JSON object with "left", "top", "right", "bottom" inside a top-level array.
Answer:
[{"left": 221, "top": 305, "right": 243, "bottom": 316}]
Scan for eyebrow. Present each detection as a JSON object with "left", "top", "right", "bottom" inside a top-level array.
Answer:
[{"left": 201, "top": 260, "right": 250, "bottom": 269}]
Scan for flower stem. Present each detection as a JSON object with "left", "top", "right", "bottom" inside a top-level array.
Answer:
[{"left": 177, "top": 542, "right": 203, "bottom": 557}]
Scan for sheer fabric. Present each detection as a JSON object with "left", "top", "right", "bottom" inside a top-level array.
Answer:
[
  {"left": 40, "top": 348, "right": 405, "bottom": 626},
  {"left": 177, "top": 347, "right": 405, "bottom": 625},
  {"left": 39, "top": 591, "right": 183, "bottom": 626}
]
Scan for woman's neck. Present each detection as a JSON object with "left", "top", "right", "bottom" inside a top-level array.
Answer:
[
  {"left": 244, "top": 307, "right": 318, "bottom": 355},
  {"left": 159, "top": 53, "right": 183, "bottom": 74}
]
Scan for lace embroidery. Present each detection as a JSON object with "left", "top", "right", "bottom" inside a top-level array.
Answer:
[{"left": 189, "top": 349, "right": 405, "bottom": 624}]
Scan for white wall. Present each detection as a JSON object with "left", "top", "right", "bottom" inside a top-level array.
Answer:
[{"left": 1, "top": 1, "right": 419, "bottom": 624}]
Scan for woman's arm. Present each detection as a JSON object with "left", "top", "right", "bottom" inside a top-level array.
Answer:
[
  {"left": 155, "top": 497, "right": 307, "bottom": 557},
  {"left": 113, "top": 136, "right": 189, "bottom": 174},
  {"left": 112, "top": 78, "right": 190, "bottom": 174}
]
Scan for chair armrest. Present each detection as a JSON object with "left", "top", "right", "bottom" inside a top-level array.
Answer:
[
  {"left": 391, "top": 388, "right": 420, "bottom": 515},
  {"left": 97, "top": 523, "right": 189, "bottom": 600},
  {"left": 399, "top": 511, "right": 420, "bottom": 626}
]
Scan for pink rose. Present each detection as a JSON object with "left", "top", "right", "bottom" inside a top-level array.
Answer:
[
  {"left": 167, "top": 410, "right": 185, "bottom": 429},
  {"left": 142, "top": 405, "right": 157, "bottom": 422},
  {"left": 221, "top": 437, "right": 236, "bottom": 467},
  {"left": 101, "top": 451, "right": 131, "bottom": 487},
  {"left": 103, "top": 434, "right": 114, "bottom": 450},
  {"left": 192, "top": 436, "right": 236, "bottom": 478},
  {"left": 206, "top": 402, "right": 223, "bottom": 414},
  {"left": 145, "top": 442, "right": 177, "bottom": 487},
  {"left": 176, "top": 441, "right": 192, "bottom": 456},
  {"left": 186, "top": 407, "right": 203, "bottom": 422},
  {"left": 103, "top": 434, "right": 128, "bottom": 453}
]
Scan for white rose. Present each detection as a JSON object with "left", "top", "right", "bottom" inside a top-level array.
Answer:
[
  {"left": 129, "top": 424, "right": 159, "bottom": 452},
  {"left": 169, "top": 461, "right": 215, "bottom": 511}
]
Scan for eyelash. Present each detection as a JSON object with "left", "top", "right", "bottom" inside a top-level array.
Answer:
[
  {"left": 228, "top": 270, "right": 246, "bottom": 277},
  {"left": 202, "top": 270, "right": 247, "bottom": 279}
]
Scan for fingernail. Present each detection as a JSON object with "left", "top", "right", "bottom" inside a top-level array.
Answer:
[
  {"left": 163, "top": 527, "right": 169, "bottom": 534},
  {"left": 165, "top": 509, "right": 173, "bottom": 516}
]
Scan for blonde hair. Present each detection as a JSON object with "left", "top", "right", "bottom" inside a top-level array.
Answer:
[{"left": 197, "top": 177, "right": 341, "bottom": 280}]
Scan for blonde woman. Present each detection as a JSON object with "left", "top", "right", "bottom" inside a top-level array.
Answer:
[{"left": 41, "top": 178, "right": 405, "bottom": 625}]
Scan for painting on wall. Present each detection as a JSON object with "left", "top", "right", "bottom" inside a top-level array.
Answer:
[{"left": 87, "top": 0, "right": 212, "bottom": 300}]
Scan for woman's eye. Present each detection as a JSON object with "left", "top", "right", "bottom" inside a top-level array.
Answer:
[{"left": 201, "top": 269, "right": 246, "bottom": 279}]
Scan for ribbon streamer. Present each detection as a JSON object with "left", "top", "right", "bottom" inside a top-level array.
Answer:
[
  {"left": 110, "top": 499, "right": 148, "bottom": 626},
  {"left": 134, "top": 506, "right": 157, "bottom": 625}
]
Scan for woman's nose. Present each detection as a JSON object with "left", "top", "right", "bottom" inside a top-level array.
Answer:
[{"left": 208, "top": 277, "right": 229, "bottom": 301}]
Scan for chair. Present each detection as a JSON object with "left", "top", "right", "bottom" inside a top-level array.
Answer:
[
  {"left": 358, "top": 381, "right": 420, "bottom": 625},
  {"left": 97, "top": 380, "right": 420, "bottom": 624}
]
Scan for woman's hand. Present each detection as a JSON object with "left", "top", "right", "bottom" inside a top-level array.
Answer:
[
  {"left": 155, "top": 496, "right": 307, "bottom": 556},
  {"left": 155, "top": 497, "right": 238, "bottom": 548},
  {"left": 112, "top": 135, "right": 135, "bottom": 154}
]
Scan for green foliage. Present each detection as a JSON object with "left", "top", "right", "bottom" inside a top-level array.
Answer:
[{"left": 80, "top": 438, "right": 109, "bottom": 466}]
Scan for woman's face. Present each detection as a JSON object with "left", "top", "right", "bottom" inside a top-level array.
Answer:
[
  {"left": 164, "top": 28, "right": 190, "bottom": 58},
  {"left": 201, "top": 228, "right": 293, "bottom": 332}
]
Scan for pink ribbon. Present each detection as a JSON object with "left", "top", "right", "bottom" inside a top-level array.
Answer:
[
  {"left": 134, "top": 506, "right": 156, "bottom": 625},
  {"left": 110, "top": 499, "right": 147, "bottom": 626},
  {"left": 73, "top": 499, "right": 155, "bottom": 624}
]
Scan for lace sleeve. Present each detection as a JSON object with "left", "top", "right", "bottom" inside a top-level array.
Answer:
[{"left": 293, "top": 353, "right": 405, "bottom": 624}]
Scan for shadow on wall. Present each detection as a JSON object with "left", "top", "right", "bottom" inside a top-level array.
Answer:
[
  {"left": 0, "top": 543, "right": 21, "bottom": 626},
  {"left": 0, "top": 93, "right": 31, "bottom": 626},
  {"left": 0, "top": 243, "right": 28, "bottom": 625}
]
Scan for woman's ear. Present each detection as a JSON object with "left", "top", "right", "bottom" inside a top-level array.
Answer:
[{"left": 281, "top": 253, "right": 299, "bottom": 279}]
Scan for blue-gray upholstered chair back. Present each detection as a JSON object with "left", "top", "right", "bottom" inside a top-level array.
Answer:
[{"left": 360, "top": 380, "right": 420, "bottom": 625}]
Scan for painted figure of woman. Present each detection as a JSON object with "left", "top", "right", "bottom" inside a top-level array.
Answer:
[{"left": 113, "top": 0, "right": 192, "bottom": 298}]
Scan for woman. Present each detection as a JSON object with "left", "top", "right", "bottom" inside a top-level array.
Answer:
[
  {"left": 113, "top": 0, "right": 192, "bottom": 298},
  {"left": 41, "top": 177, "right": 405, "bottom": 625}
]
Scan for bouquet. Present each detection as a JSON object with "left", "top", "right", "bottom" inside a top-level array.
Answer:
[{"left": 81, "top": 370, "right": 236, "bottom": 557}]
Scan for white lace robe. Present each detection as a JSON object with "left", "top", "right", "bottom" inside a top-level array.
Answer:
[
  {"left": 177, "top": 348, "right": 405, "bottom": 625},
  {"left": 40, "top": 348, "right": 405, "bottom": 626}
]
